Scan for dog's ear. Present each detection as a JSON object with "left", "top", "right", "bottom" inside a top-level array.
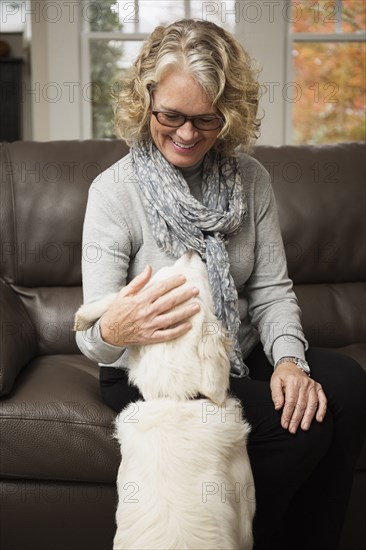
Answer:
[{"left": 197, "top": 321, "right": 230, "bottom": 406}]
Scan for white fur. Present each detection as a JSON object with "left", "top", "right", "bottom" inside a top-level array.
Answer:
[
  {"left": 114, "top": 398, "right": 254, "bottom": 550},
  {"left": 75, "top": 252, "right": 255, "bottom": 549},
  {"left": 74, "top": 293, "right": 116, "bottom": 331},
  {"left": 127, "top": 252, "right": 232, "bottom": 406}
]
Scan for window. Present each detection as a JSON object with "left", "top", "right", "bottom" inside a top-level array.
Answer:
[
  {"left": 0, "top": 0, "right": 27, "bottom": 32},
  {"left": 288, "top": 0, "right": 365, "bottom": 144},
  {"left": 80, "top": 0, "right": 236, "bottom": 138}
]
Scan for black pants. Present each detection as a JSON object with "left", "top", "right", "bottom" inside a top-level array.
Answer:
[{"left": 100, "top": 345, "right": 366, "bottom": 550}]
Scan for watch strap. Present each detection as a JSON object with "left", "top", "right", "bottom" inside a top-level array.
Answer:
[{"left": 275, "top": 356, "right": 311, "bottom": 376}]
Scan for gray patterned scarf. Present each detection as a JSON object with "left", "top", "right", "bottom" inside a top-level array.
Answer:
[{"left": 131, "top": 140, "right": 249, "bottom": 377}]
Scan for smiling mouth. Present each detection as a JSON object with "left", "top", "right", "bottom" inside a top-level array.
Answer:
[{"left": 171, "top": 139, "right": 198, "bottom": 150}]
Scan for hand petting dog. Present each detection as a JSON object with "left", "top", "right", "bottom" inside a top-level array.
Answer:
[{"left": 99, "top": 264, "right": 201, "bottom": 347}]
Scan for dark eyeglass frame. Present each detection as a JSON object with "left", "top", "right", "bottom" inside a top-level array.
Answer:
[{"left": 151, "top": 109, "right": 224, "bottom": 131}]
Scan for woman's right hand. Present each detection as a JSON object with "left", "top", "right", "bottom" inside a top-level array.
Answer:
[{"left": 99, "top": 264, "right": 200, "bottom": 347}]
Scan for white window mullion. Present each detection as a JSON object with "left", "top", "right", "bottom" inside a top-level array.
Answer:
[
  {"left": 134, "top": 0, "right": 139, "bottom": 33},
  {"left": 293, "top": 32, "right": 366, "bottom": 42},
  {"left": 335, "top": 0, "right": 343, "bottom": 34},
  {"left": 284, "top": 16, "right": 293, "bottom": 145},
  {"left": 184, "top": 0, "right": 191, "bottom": 18},
  {"left": 80, "top": 33, "right": 92, "bottom": 139},
  {"left": 80, "top": 1, "right": 91, "bottom": 138},
  {"left": 86, "top": 31, "right": 148, "bottom": 40}
]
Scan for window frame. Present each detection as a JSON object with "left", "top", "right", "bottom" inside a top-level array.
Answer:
[
  {"left": 285, "top": 0, "right": 366, "bottom": 144},
  {"left": 80, "top": 0, "right": 193, "bottom": 138}
]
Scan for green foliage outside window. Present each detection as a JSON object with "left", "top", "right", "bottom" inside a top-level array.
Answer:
[{"left": 89, "top": 0, "right": 123, "bottom": 138}]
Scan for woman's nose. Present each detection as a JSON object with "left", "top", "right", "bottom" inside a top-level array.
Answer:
[{"left": 175, "top": 121, "right": 199, "bottom": 142}]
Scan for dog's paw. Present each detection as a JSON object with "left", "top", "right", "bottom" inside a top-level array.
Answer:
[
  {"left": 73, "top": 313, "right": 95, "bottom": 331},
  {"left": 73, "top": 293, "right": 117, "bottom": 332},
  {"left": 73, "top": 304, "right": 99, "bottom": 331}
]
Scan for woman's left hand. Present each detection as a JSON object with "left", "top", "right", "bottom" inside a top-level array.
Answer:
[{"left": 270, "top": 362, "right": 327, "bottom": 434}]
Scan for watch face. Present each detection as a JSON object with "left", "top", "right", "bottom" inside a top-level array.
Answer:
[{"left": 297, "top": 359, "right": 311, "bottom": 374}]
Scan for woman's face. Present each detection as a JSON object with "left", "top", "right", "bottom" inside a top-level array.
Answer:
[{"left": 149, "top": 69, "right": 221, "bottom": 168}]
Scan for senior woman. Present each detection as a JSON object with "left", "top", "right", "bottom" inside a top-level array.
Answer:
[{"left": 76, "top": 19, "right": 366, "bottom": 550}]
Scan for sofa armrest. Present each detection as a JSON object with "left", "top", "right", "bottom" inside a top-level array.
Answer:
[{"left": 0, "top": 279, "right": 37, "bottom": 396}]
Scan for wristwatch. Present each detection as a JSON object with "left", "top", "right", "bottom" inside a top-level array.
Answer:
[{"left": 275, "top": 356, "right": 311, "bottom": 377}]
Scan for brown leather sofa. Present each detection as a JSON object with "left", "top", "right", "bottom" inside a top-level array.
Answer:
[{"left": 0, "top": 140, "right": 365, "bottom": 550}]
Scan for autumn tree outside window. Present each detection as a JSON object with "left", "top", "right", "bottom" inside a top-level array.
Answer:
[{"left": 288, "top": 0, "right": 365, "bottom": 144}]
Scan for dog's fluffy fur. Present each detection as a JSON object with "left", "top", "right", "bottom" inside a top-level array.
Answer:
[{"left": 75, "top": 252, "right": 255, "bottom": 549}]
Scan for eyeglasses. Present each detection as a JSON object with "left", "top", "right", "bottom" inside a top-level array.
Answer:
[{"left": 151, "top": 110, "right": 224, "bottom": 131}]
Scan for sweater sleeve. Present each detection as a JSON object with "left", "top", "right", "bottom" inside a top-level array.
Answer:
[
  {"left": 244, "top": 171, "right": 309, "bottom": 366},
  {"left": 75, "top": 182, "right": 131, "bottom": 365}
]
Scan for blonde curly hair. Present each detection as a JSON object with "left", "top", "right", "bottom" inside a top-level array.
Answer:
[{"left": 114, "top": 19, "right": 261, "bottom": 155}]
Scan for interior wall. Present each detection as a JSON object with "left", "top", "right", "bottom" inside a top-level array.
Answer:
[
  {"left": 29, "top": 0, "right": 81, "bottom": 141},
  {"left": 235, "top": 1, "right": 288, "bottom": 146}
]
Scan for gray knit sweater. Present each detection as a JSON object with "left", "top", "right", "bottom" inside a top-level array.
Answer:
[{"left": 76, "top": 151, "right": 308, "bottom": 372}]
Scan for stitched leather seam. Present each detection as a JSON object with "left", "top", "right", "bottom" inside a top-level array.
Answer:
[
  {"left": 3, "top": 144, "right": 18, "bottom": 282},
  {"left": 0, "top": 416, "right": 114, "bottom": 428}
]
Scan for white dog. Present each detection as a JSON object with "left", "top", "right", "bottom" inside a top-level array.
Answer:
[{"left": 75, "top": 252, "right": 255, "bottom": 550}]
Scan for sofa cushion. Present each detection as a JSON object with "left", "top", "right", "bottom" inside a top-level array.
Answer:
[
  {"left": 0, "top": 280, "right": 37, "bottom": 396},
  {"left": 12, "top": 285, "right": 83, "bottom": 355},
  {"left": 0, "top": 480, "right": 117, "bottom": 550},
  {"left": 336, "top": 344, "right": 366, "bottom": 371},
  {"left": 0, "top": 140, "right": 127, "bottom": 287},
  {"left": 293, "top": 282, "right": 366, "bottom": 351},
  {"left": 253, "top": 143, "right": 366, "bottom": 284},
  {"left": 0, "top": 355, "right": 120, "bottom": 483}
]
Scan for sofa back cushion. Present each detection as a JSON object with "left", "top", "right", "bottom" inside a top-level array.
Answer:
[
  {"left": 0, "top": 140, "right": 127, "bottom": 355},
  {"left": 253, "top": 143, "right": 365, "bottom": 284},
  {"left": 253, "top": 142, "right": 366, "bottom": 347}
]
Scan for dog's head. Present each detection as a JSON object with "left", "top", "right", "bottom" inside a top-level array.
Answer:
[{"left": 127, "top": 252, "right": 231, "bottom": 405}]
